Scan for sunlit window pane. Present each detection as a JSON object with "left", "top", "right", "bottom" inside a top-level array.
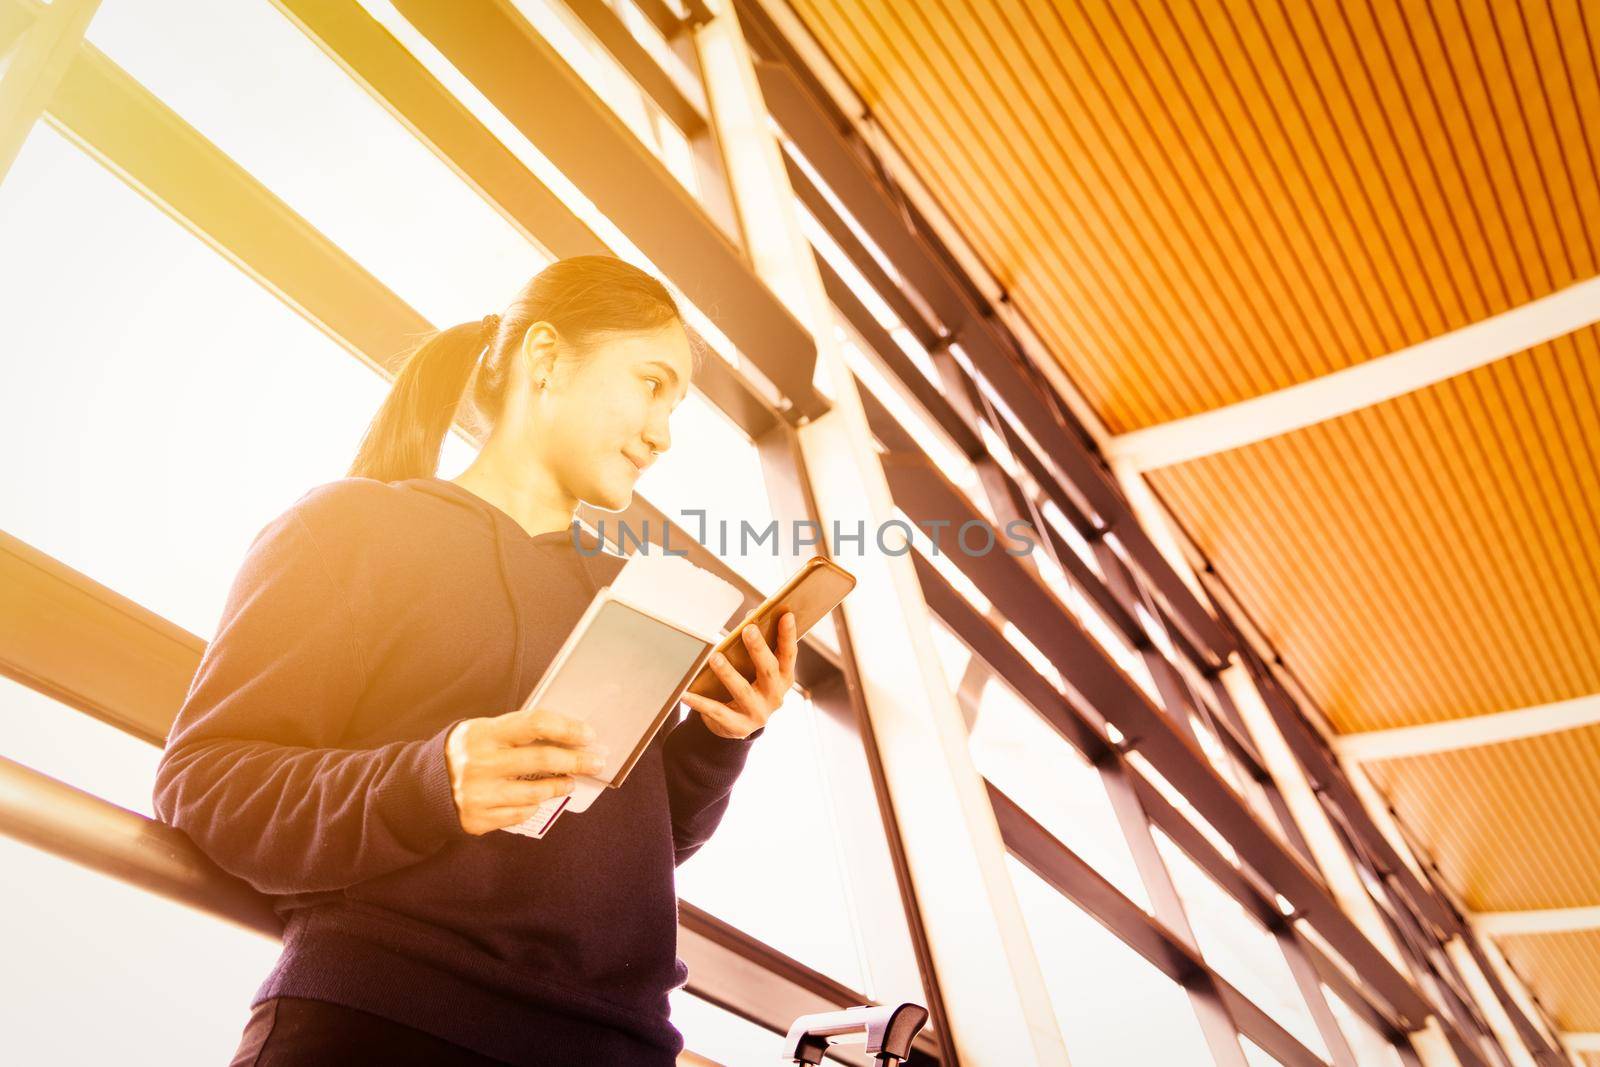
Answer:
[
  {"left": 780, "top": 139, "right": 910, "bottom": 305},
  {"left": 631, "top": 392, "right": 784, "bottom": 592},
  {"left": 1007, "top": 857, "right": 1212, "bottom": 1067},
  {"left": 86, "top": 0, "right": 546, "bottom": 326},
  {"left": 670, "top": 989, "right": 856, "bottom": 1065},
  {"left": 900, "top": 516, "right": 990, "bottom": 614},
  {"left": 1240, "top": 1037, "right": 1282, "bottom": 1066},
  {"left": 1039, "top": 498, "right": 1101, "bottom": 578},
  {"left": 675, "top": 698, "right": 866, "bottom": 991},
  {"left": 0, "top": 678, "right": 158, "bottom": 817},
  {"left": 972, "top": 679, "right": 1148, "bottom": 910},
  {"left": 0, "top": 840, "right": 281, "bottom": 1065},
  {"left": 1324, "top": 986, "right": 1404, "bottom": 1067},
  {"left": 612, "top": 0, "right": 704, "bottom": 105},
  {"left": 1154, "top": 832, "right": 1328, "bottom": 1060},
  {"left": 671, "top": 991, "right": 777, "bottom": 1065},
  {"left": 0, "top": 125, "right": 392, "bottom": 637},
  {"left": 838, "top": 323, "right": 983, "bottom": 508},
  {"left": 929, "top": 617, "right": 974, "bottom": 693},
  {"left": 1129, "top": 754, "right": 1239, "bottom": 865},
  {"left": 507, "top": 0, "right": 703, "bottom": 198}
]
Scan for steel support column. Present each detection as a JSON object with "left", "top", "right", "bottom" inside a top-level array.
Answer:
[{"left": 691, "top": 3, "right": 1070, "bottom": 1062}]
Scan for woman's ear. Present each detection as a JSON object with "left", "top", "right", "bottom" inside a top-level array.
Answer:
[{"left": 519, "top": 321, "right": 562, "bottom": 392}]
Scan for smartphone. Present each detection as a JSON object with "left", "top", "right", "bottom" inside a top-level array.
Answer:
[{"left": 686, "top": 555, "right": 857, "bottom": 702}]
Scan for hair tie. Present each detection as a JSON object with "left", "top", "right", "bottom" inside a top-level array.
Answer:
[{"left": 479, "top": 313, "right": 501, "bottom": 345}]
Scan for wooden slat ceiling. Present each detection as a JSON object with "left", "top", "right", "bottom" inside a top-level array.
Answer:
[{"left": 786, "top": 0, "right": 1600, "bottom": 1043}]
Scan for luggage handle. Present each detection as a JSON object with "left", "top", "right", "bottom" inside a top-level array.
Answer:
[{"left": 783, "top": 1002, "right": 929, "bottom": 1064}]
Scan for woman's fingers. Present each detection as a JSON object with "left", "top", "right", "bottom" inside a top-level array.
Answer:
[
  {"left": 741, "top": 623, "right": 782, "bottom": 688},
  {"left": 776, "top": 611, "right": 799, "bottom": 680},
  {"left": 494, "top": 707, "right": 595, "bottom": 748},
  {"left": 494, "top": 742, "right": 606, "bottom": 779},
  {"left": 485, "top": 776, "right": 578, "bottom": 809},
  {"left": 708, "top": 648, "right": 760, "bottom": 707},
  {"left": 680, "top": 691, "right": 741, "bottom": 737}
]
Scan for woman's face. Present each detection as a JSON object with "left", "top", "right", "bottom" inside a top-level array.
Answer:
[{"left": 527, "top": 321, "right": 694, "bottom": 512}]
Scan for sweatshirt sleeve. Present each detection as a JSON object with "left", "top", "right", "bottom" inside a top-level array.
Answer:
[
  {"left": 661, "top": 708, "right": 763, "bottom": 865},
  {"left": 153, "top": 502, "right": 468, "bottom": 896}
]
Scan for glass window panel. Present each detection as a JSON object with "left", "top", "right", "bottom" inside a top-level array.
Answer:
[
  {"left": 631, "top": 392, "right": 784, "bottom": 592},
  {"left": 0, "top": 678, "right": 158, "bottom": 817},
  {"left": 1324, "top": 986, "right": 1405, "bottom": 1067},
  {"left": 800, "top": 205, "right": 901, "bottom": 333},
  {"left": 612, "top": 0, "right": 704, "bottom": 104},
  {"left": 0, "top": 838, "right": 282, "bottom": 1065},
  {"left": 1153, "top": 831, "right": 1329, "bottom": 1060},
  {"left": 1129, "top": 754, "right": 1240, "bottom": 865},
  {"left": 507, "top": 0, "right": 704, "bottom": 198},
  {"left": 669, "top": 989, "right": 856, "bottom": 1065},
  {"left": 1001, "top": 621, "right": 1067, "bottom": 694},
  {"left": 780, "top": 139, "right": 910, "bottom": 306},
  {"left": 1007, "top": 856, "right": 1212, "bottom": 1066},
  {"left": 1039, "top": 498, "right": 1102, "bottom": 578},
  {"left": 971, "top": 679, "right": 1148, "bottom": 910},
  {"left": 668, "top": 990, "right": 783, "bottom": 1065},
  {"left": 1189, "top": 708, "right": 1250, "bottom": 797},
  {"left": 652, "top": 108, "right": 703, "bottom": 203},
  {"left": 834, "top": 318, "right": 982, "bottom": 503},
  {"left": 929, "top": 618, "right": 974, "bottom": 693},
  {"left": 351, "top": 0, "right": 749, "bottom": 379},
  {"left": 86, "top": 0, "right": 545, "bottom": 327},
  {"left": 0, "top": 125, "right": 394, "bottom": 637},
  {"left": 676, "top": 697, "right": 866, "bottom": 991},
  {"left": 901, "top": 518, "right": 991, "bottom": 614},
  {"left": 1240, "top": 1037, "right": 1282, "bottom": 1066}
]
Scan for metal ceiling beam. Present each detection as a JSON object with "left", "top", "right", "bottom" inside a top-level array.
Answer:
[
  {"left": 272, "top": 0, "right": 780, "bottom": 439},
  {"left": 32, "top": 0, "right": 779, "bottom": 434},
  {"left": 1470, "top": 907, "right": 1600, "bottom": 938},
  {"left": 390, "top": 0, "right": 828, "bottom": 422},
  {"left": 991, "top": 786, "right": 1328, "bottom": 1067},
  {"left": 559, "top": 0, "right": 708, "bottom": 136},
  {"left": 737, "top": 1, "right": 1235, "bottom": 669},
  {"left": 0, "top": 531, "right": 197, "bottom": 746},
  {"left": 695, "top": 5, "right": 1064, "bottom": 1057},
  {"left": 4, "top": 519, "right": 838, "bottom": 748},
  {"left": 1562, "top": 1033, "right": 1600, "bottom": 1053},
  {"left": 1333, "top": 693, "right": 1600, "bottom": 763},
  {"left": 889, "top": 464, "right": 1434, "bottom": 1028},
  {"left": 1107, "top": 275, "right": 1600, "bottom": 473},
  {"left": 0, "top": 0, "right": 97, "bottom": 179}
]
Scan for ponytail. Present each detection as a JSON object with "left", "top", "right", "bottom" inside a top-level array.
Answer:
[
  {"left": 347, "top": 318, "right": 492, "bottom": 482},
  {"left": 348, "top": 255, "right": 688, "bottom": 484}
]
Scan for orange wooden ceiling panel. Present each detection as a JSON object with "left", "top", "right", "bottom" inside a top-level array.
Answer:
[
  {"left": 1495, "top": 929, "right": 1600, "bottom": 1030},
  {"left": 786, "top": 0, "right": 1600, "bottom": 1040},
  {"left": 1363, "top": 725, "right": 1600, "bottom": 913},
  {"left": 1147, "top": 327, "right": 1600, "bottom": 732},
  {"left": 789, "top": 0, "right": 1600, "bottom": 432}
]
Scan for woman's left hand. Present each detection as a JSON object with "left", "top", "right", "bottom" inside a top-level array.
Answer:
[{"left": 681, "top": 612, "right": 798, "bottom": 740}]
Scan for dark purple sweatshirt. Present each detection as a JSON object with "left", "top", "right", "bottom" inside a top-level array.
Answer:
[{"left": 153, "top": 476, "right": 762, "bottom": 1064}]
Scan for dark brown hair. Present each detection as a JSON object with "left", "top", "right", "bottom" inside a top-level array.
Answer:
[{"left": 349, "top": 255, "right": 696, "bottom": 482}]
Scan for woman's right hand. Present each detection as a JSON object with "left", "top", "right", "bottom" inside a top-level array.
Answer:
[{"left": 444, "top": 708, "right": 607, "bottom": 835}]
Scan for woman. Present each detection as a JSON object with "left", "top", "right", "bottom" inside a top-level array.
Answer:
[{"left": 155, "top": 255, "right": 799, "bottom": 1065}]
